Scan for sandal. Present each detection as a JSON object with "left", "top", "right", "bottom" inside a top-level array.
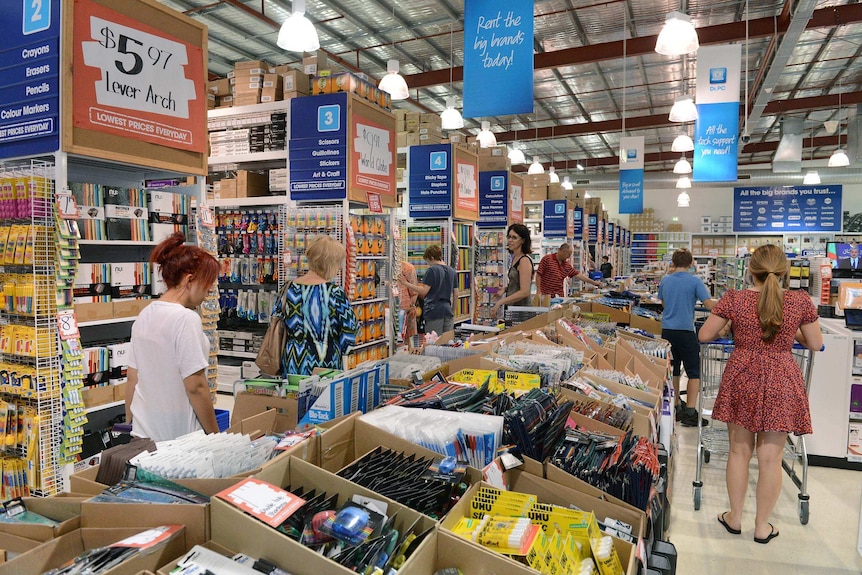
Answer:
[
  {"left": 754, "top": 524, "right": 779, "bottom": 544},
  {"left": 717, "top": 512, "right": 741, "bottom": 535}
]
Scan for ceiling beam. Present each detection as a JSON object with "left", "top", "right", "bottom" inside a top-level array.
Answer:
[{"left": 404, "top": 3, "right": 862, "bottom": 90}]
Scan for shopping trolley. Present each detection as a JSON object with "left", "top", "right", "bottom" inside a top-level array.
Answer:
[{"left": 692, "top": 339, "right": 821, "bottom": 525}]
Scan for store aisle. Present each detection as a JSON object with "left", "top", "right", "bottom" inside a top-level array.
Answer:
[{"left": 669, "top": 421, "right": 862, "bottom": 573}]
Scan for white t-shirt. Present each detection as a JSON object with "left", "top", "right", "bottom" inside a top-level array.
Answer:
[{"left": 128, "top": 301, "right": 210, "bottom": 442}]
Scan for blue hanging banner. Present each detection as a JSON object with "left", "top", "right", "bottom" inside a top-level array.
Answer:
[
  {"left": 0, "top": 0, "right": 61, "bottom": 159},
  {"left": 463, "top": 0, "right": 534, "bottom": 118},
  {"left": 478, "top": 171, "right": 509, "bottom": 227},
  {"left": 694, "top": 44, "right": 742, "bottom": 182},
  {"left": 618, "top": 136, "right": 644, "bottom": 213},
  {"left": 733, "top": 185, "right": 842, "bottom": 233},
  {"left": 408, "top": 143, "right": 452, "bottom": 219},
  {"left": 289, "top": 93, "right": 348, "bottom": 201},
  {"left": 543, "top": 199, "right": 568, "bottom": 238}
]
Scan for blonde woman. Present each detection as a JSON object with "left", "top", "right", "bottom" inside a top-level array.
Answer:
[{"left": 699, "top": 244, "right": 822, "bottom": 544}]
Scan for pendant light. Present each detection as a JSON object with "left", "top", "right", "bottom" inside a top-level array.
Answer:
[
  {"left": 655, "top": 11, "right": 699, "bottom": 56},
  {"left": 527, "top": 157, "right": 545, "bottom": 174},
  {"left": 476, "top": 121, "right": 496, "bottom": 147},
  {"left": 669, "top": 95, "right": 698, "bottom": 122},
  {"left": 673, "top": 156, "right": 692, "bottom": 174},
  {"left": 561, "top": 176, "right": 573, "bottom": 191},
  {"left": 676, "top": 176, "right": 691, "bottom": 189},
  {"left": 277, "top": 0, "right": 320, "bottom": 52},
  {"left": 548, "top": 166, "right": 560, "bottom": 183},
  {"left": 439, "top": 22, "right": 464, "bottom": 129},
  {"left": 508, "top": 146, "right": 526, "bottom": 165},
  {"left": 677, "top": 190, "right": 691, "bottom": 207},
  {"left": 576, "top": 161, "right": 585, "bottom": 171},
  {"left": 803, "top": 129, "right": 820, "bottom": 184},
  {"left": 378, "top": 59, "right": 409, "bottom": 100},
  {"left": 671, "top": 134, "right": 694, "bottom": 152}
]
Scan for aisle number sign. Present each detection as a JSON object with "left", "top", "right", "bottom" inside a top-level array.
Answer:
[
  {"left": 72, "top": 0, "right": 206, "bottom": 153},
  {"left": 0, "top": 0, "right": 61, "bottom": 159},
  {"left": 478, "top": 171, "right": 509, "bottom": 227},
  {"left": 409, "top": 144, "right": 452, "bottom": 219},
  {"left": 290, "top": 94, "right": 348, "bottom": 200},
  {"left": 543, "top": 199, "right": 568, "bottom": 238}
]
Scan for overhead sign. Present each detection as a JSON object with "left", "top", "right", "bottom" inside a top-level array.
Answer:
[
  {"left": 694, "top": 44, "right": 741, "bottom": 182},
  {"left": 409, "top": 143, "right": 451, "bottom": 219},
  {"left": 608, "top": 222, "right": 615, "bottom": 244},
  {"left": 573, "top": 206, "right": 583, "bottom": 237},
  {"left": 73, "top": 0, "right": 206, "bottom": 153},
  {"left": 478, "top": 171, "right": 508, "bottom": 227},
  {"left": 733, "top": 185, "right": 842, "bottom": 233},
  {"left": 618, "top": 136, "right": 644, "bottom": 213},
  {"left": 290, "top": 93, "right": 347, "bottom": 201},
  {"left": 463, "top": 0, "right": 534, "bottom": 118},
  {"left": 588, "top": 214, "right": 598, "bottom": 243},
  {"left": 0, "top": 0, "right": 61, "bottom": 158},
  {"left": 543, "top": 199, "right": 568, "bottom": 238}
]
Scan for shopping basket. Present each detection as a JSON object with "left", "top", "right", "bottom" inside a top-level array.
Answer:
[{"left": 692, "top": 339, "right": 821, "bottom": 525}]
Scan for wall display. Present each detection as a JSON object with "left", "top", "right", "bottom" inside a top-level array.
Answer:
[
  {"left": 733, "top": 185, "right": 842, "bottom": 233},
  {"left": 408, "top": 144, "right": 451, "bottom": 219},
  {"left": 478, "top": 171, "right": 508, "bottom": 227},
  {"left": 618, "top": 136, "right": 644, "bottom": 213},
  {"left": 0, "top": 0, "right": 61, "bottom": 159},
  {"left": 694, "top": 44, "right": 742, "bottom": 182},
  {"left": 463, "top": 0, "right": 534, "bottom": 118}
]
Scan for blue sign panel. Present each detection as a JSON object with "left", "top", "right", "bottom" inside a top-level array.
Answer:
[
  {"left": 543, "top": 199, "right": 568, "bottom": 238},
  {"left": 694, "top": 102, "right": 739, "bottom": 182},
  {"left": 463, "top": 0, "right": 534, "bottom": 118},
  {"left": 573, "top": 207, "right": 583, "bottom": 237},
  {"left": 289, "top": 93, "right": 348, "bottom": 200},
  {"left": 478, "top": 170, "right": 508, "bottom": 227},
  {"left": 409, "top": 143, "right": 452, "bottom": 219},
  {"left": 607, "top": 222, "right": 615, "bottom": 245},
  {"left": 0, "top": 0, "right": 61, "bottom": 159},
  {"left": 588, "top": 214, "right": 598, "bottom": 243},
  {"left": 619, "top": 169, "right": 644, "bottom": 213},
  {"left": 733, "top": 185, "right": 842, "bottom": 233}
]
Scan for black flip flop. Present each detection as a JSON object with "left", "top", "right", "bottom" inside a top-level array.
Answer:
[
  {"left": 718, "top": 512, "right": 741, "bottom": 535},
  {"left": 754, "top": 524, "right": 780, "bottom": 544}
]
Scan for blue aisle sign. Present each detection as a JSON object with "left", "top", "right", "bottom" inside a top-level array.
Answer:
[
  {"left": 618, "top": 136, "right": 645, "bottom": 213},
  {"left": 409, "top": 143, "right": 452, "bottom": 219},
  {"left": 573, "top": 206, "right": 583, "bottom": 237},
  {"left": 608, "top": 222, "right": 615, "bottom": 245},
  {"left": 588, "top": 214, "right": 598, "bottom": 243},
  {"left": 0, "top": 0, "right": 61, "bottom": 159},
  {"left": 733, "top": 185, "right": 842, "bottom": 233},
  {"left": 478, "top": 170, "right": 508, "bottom": 227},
  {"left": 289, "top": 93, "right": 347, "bottom": 200},
  {"left": 543, "top": 199, "right": 568, "bottom": 238},
  {"left": 694, "top": 45, "right": 742, "bottom": 182},
  {"left": 463, "top": 0, "right": 534, "bottom": 118}
]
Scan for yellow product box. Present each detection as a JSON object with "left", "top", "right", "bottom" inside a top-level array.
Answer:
[
  {"left": 13, "top": 225, "right": 29, "bottom": 265},
  {"left": 502, "top": 372, "right": 541, "bottom": 394},
  {"left": 450, "top": 368, "right": 497, "bottom": 388}
]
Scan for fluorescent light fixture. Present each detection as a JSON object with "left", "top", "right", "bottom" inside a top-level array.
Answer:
[
  {"left": 561, "top": 176, "right": 573, "bottom": 190},
  {"left": 378, "top": 60, "right": 409, "bottom": 100},
  {"left": 508, "top": 146, "right": 526, "bottom": 165},
  {"left": 828, "top": 148, "right": 850, "bottom": 167},
  {"left": 676, "top": 176, "right": 691, "bottom": 189},
  {"left": 527, "top": 158, "right": 545, "bottom": 174},
  {"left": 548, "top": 166, "right": 560, "bottom": 183},
  {"left": 277, "top": 0, "right": 320, "bottom": 52},
  {"left": 669, "top": 95, "right": 698, "bottom": 122},
  {"left": 476, "top": 121, "right": 497, "bottom": 148},
  {"left": 671, "top": 134, "right": 694, "bottom": 152},
  {"left": 673, "top": 156, "right": 692, "bottom": 174},
  {"left": 440, "top": 97, "right": 464, "bottom": 129},
  {"left": 655, "top": 11, "right": 699, "bottom": 56},
  {"left": 677, "top": 190, "right": 691, "bottom": 207},
  {"left": 802, "top": 170, "right": 821, "bottom": 185}
]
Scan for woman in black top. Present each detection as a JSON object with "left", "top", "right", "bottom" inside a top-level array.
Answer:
[{"left": 491, "top": 223, "right": 534, "bottom": 317}]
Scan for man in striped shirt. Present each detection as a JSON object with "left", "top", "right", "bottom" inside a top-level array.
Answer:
[{"left": 536, "top": 243, "right": 603, "bottom": 298}]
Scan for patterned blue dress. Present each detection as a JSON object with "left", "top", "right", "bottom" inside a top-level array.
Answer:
[{"left": 278, "top": 282, "right": 358, "bottom": 375}]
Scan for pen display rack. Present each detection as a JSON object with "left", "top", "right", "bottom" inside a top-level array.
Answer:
[{"left": 474, "top": 229, "right": 506, "bottom": 323}]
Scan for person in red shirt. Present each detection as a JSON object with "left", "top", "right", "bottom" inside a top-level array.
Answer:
[{"left": 536, "top": 243, "right": 602, "bottom": 299}]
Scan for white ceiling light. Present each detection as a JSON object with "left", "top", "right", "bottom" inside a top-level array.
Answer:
[
  {"left": 673, "top": 156, "right": 692, "bottom": 174},
  {"left": 561, "top": 176, "right": 573, "bottom": 190},
  {"left": 669, "top": 95, "right": 698, "bottom": 122},
  {"left": 508, "top": 146, "right": 526, "bottom": 165},
  {"left": 802, "top": 170, "right": 821, "bottom": 185},
  {"left": 576, "top": 162, "right": 585, "bottom": 171},
  {"left": 527, "top": 158, "right": 545, "bottom": 174},
  {"left": 440, "top": 97, "right": 464, "bottom": 130},
  {"left": 378, "top": 60, "right": 409, "bottom": 100},
  {"left": 477, "top": 121, "right": 497, "bottom": 148},
  {"left": 584, "top": 192, "right": 591, "bottom": 198},
  {"left": 277, "top": 0, "right": 320, "bottom": 52},
  {"left": 676, "top": 176, "right": 691, "bottom": 189},
  {"left": 548, "top": 166, "right": 560, "bottom": 183},
  {"left": 828, "top": 149, "right": 850, "bottom": 167},
  {"left": 677, "top": 190, "right": 691, "bottom": 207},
  {"left": 655, "top": 11, "right": 699, "bottom": 56},
  {"left": 671, "top": 134, "right": 694, "bottom": 152}
]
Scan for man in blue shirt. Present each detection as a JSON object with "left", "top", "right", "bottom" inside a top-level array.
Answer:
[{"left": 658, "top": 249, "right": 718, "bottom": 427}]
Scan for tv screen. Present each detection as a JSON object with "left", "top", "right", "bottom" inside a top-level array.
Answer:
[{"left": 828, "top": 242, "right": 862, "bottom": 270}]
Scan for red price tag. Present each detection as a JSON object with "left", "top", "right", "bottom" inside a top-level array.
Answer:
[
  {"left": 56, "top": 192, "right": 79, "bottom": 220},
  {"left": 366, "top": 192, "right": 382, "bottom": 213},
  {"left": 57, "top": 310, "right": 80, "bottom": 341}
]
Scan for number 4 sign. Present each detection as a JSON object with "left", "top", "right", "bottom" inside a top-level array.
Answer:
[{"left": 57, "top": 310, "right": 80, "bottom": 341}]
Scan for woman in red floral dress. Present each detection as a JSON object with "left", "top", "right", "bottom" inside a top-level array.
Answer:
[{"left": 699, "top": 244, "right": 822, "bottom": 544}]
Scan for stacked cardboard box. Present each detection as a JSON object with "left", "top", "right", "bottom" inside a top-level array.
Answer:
[
  {"left": 302, "top": 50, "right": 328, "bottom": 75},
  {"left": 231, "top": 60, "right": 271, "bottom": 107},
  {"left": 523, "top": 173, "right": 550, "bottom": 201},
  {"left": 477, "top": 144, "right": 510, "bottom": 172},
  {"left": 629, "top": 208, "right": 665, "bottom": 232},
  {"left": 271, "top": 65, "right": 310, "bottom": 99},
  {"left": 396, "top": 111, "right": 444, "bottom": 148},
  {"left": 700, "top": 215, "right": 733, "bottom": 233},
  {"left": 213, "top": 170, "right": 269, "bottom": 199}
]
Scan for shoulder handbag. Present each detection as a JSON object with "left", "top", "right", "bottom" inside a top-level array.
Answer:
[{"left": 255, "top": 281, "right": 291, "bottom": 377}]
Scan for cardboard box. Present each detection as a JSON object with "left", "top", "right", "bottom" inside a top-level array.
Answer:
[
  {"left": 302, "top": 50, "right": 328, "bottom": 75},
  {"left": 207, "top": 78, "right": 230, "bottom": 96},
  {"left": 523, "top": 185, "right": 547, "bottom": 202},
  {"left": 548, "top": 182, "right": 564, "bottom": 199},
  {"left": 233, "top": 93, "right": 262, "bottom": 107},
  {"left": 526, "top": 173, "right": 551, "bottom": 187},
  {"left": 213, "top": 179, "right": 237, "bottom": 199},
  {"left": 234, "top": 59, "right": 271, "bottom": 71},
  {"left": 260, "top": 88, "right": 282, "bottom": 103},
  {"left": 156, "top": 541, "right": 235, "bottom": 575},
  {"left": 211, "top": 457, "right": 436, "bottom": 575},
  {"left": 0, "top": 527, "right": 187, "bottom": 575},
  {"left": 112, "top": 298, "right": 150, "bottom": 318},
  {"left": 402, "top": 530, "right": 536, "bottom": 575},
  {"left": 0, "top": 532, "right": 41, "bottom": 559},
  {"left": 590, "top": 301, "right": 630, "bottom": 324},
  {"left": 235, "top": 170, "right": 269, "bottom": 197},
  {"left": 81, "top": 385, "right": 114, "bottom": 409},
  {"left": 629, "top": 313, "right": 662, "bottom": 335},
  {"left": 75, "top": 302, "right": 114, "bottom": 322},
  {"left": 477, "top": 155, "right": 509, "bottom": 171},
  {"left": 0, "top": 498, "right": 83, "bottom": 542}
]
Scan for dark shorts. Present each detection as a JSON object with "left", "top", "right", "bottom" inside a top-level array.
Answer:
[{"left": 662, "top": 329, "right": 701, "bottom": 379}]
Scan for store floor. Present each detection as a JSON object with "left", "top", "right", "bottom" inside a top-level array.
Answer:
[{"left": 215, "top": 393, "right": 862, "bottom": 572}]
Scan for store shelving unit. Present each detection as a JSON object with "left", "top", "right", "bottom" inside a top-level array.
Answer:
[
  {"left": 474, "top": 229, "right": 506, "bottom": 324},
  {"left": 630, "top": 232, "right": 691, "bottom": 271},
  {"left": 453, "top": 221, "right": 474, "bottom": 324}
]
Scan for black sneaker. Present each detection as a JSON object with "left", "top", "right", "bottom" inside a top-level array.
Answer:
[{"left": 680, "top": 407, "right": 709, "bottom": 427}]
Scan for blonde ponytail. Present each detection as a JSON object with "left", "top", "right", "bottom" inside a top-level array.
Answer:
[{"left": 757, "top": 272, "right": 784, "bottom": 342}]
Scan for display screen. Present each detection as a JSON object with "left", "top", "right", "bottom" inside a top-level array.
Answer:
[{"left": 828, "top": 242, "right": 862, "bottom": 270}]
